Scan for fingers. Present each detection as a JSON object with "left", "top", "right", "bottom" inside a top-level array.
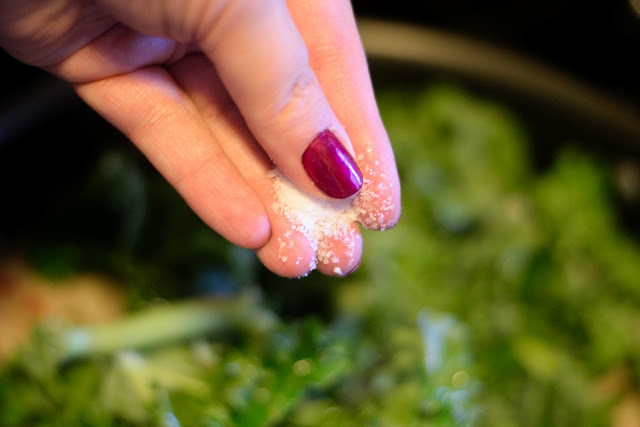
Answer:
[
  {"left": 46, "top": 0, "right": 396, "bottom": 278},
  {"left": 168, "top": 54, "right": 363, "bottom": 278},
  {"left": 73, "top": 67, "right": 270, "bottom": 250},
  {"left": 263, "top": 170, "right": 363, "bottom": 277},
  {"left": 286, "top": 0, "right": 402, "bottom": 231},
  {"left": 99, "top": 0, "right": 363, "bottom": 201},
  {"left": 197, "top": 0, "right": 364, "bottom": 201}
]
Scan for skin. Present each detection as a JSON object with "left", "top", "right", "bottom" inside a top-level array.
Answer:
[{"left": 0, "top": 0, "right": 401, "bottom": 278}]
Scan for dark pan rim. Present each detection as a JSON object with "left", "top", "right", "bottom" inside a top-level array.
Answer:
[{"left": 359, "top": 19, "right": 640, "bottom": 149}]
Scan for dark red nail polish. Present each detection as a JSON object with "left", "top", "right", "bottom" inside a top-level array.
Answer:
[{"left": 302, "top": 130, "right": 363, "bottom": 199}]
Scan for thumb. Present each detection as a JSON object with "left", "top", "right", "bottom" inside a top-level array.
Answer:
[{"left": 102, "top": 0, "right": 363, "bottom": 199}]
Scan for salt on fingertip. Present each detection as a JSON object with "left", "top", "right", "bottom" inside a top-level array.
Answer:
[{"left": 269, "top": 169, "right": 358, "bottom": 274}]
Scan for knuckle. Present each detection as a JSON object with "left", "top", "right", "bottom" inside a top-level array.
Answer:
[{"left": 261, "top": 65, "right": 323, "bottom": 129}]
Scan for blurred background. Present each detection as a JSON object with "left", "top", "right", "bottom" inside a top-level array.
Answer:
[{"left": 352, "top": 0, "right": 640, "bottom": 105}]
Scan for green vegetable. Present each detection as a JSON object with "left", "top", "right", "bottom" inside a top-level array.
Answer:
[{"left": 3, "top": 83, "right": 639, "bottom": 426}]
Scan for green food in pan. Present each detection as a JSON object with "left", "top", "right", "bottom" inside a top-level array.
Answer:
[{"left": 2, "top": 84, "right": 639, "bottom": 426}]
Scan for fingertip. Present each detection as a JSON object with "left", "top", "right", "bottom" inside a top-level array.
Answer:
[
  {"left": 178, "top": 170, "right": 271, "bottom": 251},
  {"left": 234, "top": 212, "right": 271, "bottom": 250},
  {"left": 195, "top": 196, "right": 270, "bottom": 250},
  {"left": 358, "top": 195, "right": 402, "bottom": 231},
  {"left": 353, "top": 155, "right": 402, "bottom": 231},
  {"left": 255, "top": 230, "right": 317, "bottom": 279},
  {"left": 315, "top": 224, "right": 363, "bottom": 277}
]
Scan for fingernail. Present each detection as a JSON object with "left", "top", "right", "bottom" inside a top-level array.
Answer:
[{"left": 302, "top": 130, "right": 363, "bottom": 198}]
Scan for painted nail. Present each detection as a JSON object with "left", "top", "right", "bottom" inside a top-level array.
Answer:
[{"left": 302, "top": 130, "right": 363, "bottom": 198}]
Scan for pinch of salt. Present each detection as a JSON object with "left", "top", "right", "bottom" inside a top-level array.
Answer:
[{"left": 269, "top": 169, "right": 358, "bottom": 271}]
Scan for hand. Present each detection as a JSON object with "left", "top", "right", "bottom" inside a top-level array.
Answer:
[{"left": 0, "top": 0, "right": 401, "bottom": 277}]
